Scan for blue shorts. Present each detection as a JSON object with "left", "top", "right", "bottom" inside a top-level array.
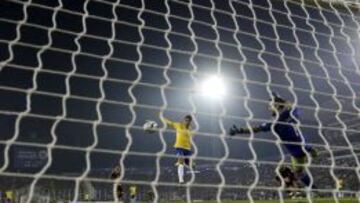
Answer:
[{"left": 175, "top": 148, "right": 192, "bottom": 165}]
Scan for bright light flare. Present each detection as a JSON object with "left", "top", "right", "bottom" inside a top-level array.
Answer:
[{"left": 200, "top": 75, "right": 226, "bottom": 99}]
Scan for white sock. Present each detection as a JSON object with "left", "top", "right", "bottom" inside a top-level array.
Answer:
[{"left": 178, "top": 164, "right": 184, "bottom": 183}]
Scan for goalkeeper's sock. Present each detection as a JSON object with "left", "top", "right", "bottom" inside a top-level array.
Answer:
[
  {"left": 300, "top": 173, "right": 310, "bottom": 187},
  {"left": 301, "top": 173, "right": 317, "bottom": 189},
  {"left": 178, "top": 164, "right": 184, "bottom": 183}
]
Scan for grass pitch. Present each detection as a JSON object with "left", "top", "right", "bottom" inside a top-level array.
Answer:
[{"left": 171, "top": 198, "right": 359, "bottom": 203}]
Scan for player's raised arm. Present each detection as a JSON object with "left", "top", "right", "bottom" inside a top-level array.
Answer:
[{"left": 159, "top": 112, "right": 176, "bottom": 128}]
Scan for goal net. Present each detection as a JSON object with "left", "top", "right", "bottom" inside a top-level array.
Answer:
[{"left": 0, "top": 0, "right": 360, "bottom": 202}]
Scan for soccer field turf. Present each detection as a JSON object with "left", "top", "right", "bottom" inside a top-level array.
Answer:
[{"left": 170, "top": 199, "right": 359, "bottom": 203}]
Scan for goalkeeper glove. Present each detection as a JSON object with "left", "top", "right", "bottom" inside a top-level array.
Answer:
[{"left": 229, "top": 125, "right": 245, "bottom": 136}]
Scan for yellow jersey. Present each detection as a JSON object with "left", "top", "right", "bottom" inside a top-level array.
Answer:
[
  {"left": 130, "top": 186, "right": 137, "bottom": 196},
  {"left": 5, "top": 190, "right": 13, "bottom": 200},
  {"left": 163, "top": 118, "right": 192, "bottom": 150}
]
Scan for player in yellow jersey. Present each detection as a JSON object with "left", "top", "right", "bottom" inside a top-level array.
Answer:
[
  {"left": 336, "top": 178, "right": 344, "bottom": 198},
  {"left": 161, "top": 114, "right": 193, "bottom": 183},
  {"left": 129, "top": 185, "right": 137, "bottom": 203}
]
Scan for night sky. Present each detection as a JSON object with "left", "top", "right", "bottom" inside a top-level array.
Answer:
[{"left": 0, "top": 0, "right": 360, "bottom": 179}]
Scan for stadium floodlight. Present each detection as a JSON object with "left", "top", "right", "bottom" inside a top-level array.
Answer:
[{"left": 200, "top": 75, "right": 226, "bottom": 99}]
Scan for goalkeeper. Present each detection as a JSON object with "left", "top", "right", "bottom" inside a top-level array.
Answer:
[{"left": 229, "top": 92, "right": 318, "bottom": 189}]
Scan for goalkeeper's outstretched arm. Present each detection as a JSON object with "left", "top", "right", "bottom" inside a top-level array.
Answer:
[
  {"left": 228, "top": 125, "right": 263, "bottom": 136},
  {"left": 228, "top": 122, "right": 272, "bottom": 136}
]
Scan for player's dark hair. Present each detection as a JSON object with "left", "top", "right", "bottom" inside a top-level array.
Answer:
[
  {"left": 184, "top": 114, "right": 192, "bottom": 121},
  {"left": 270, "top": 92, "right": 286, "bottom": 103},
  {"left": 274, "top": 96, "right": 286, "bottom": 104},
  {"left": 270, "top": 92, "right": 286, "bottom": 109}
]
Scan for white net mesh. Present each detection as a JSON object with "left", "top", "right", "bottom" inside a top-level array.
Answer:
[{"left": 0, "top": 0, "right": 360, "bottom": 202}]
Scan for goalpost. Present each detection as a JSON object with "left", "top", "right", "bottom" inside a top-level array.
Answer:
[{"left": 0, "top": 0, "right": 360, "bottom": 202}]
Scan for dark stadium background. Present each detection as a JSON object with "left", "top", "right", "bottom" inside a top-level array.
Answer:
[{"left": 0, "top": 0, "right": 359, "bottom": 199}]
